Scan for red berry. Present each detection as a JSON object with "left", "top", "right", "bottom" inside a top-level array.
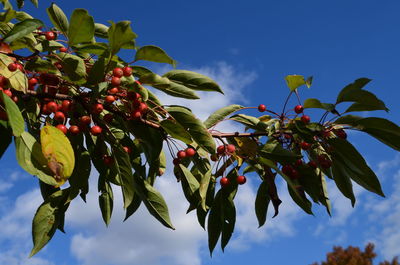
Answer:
[
  {"left": 220, "top": 177, "right": 230, "bottom": 187},
  {"left": 16, "top": 64, "right": 23, "bottom": 71},
  {"left": 334, "top": 129, "right": 347, "bottom": 139},
  {"left": 290, "top": 169, "right": 300, "bottom": 179},
  {"left": 54, "top": 62, "right": 63, "bottom": 70},
  {"left": 56, "top": 124, "right": 67, "bottom": 134},
  {"left": 173, "top": 158, "right": 180, "bottom": 166},
  {"left": 282, "top": 164, "right": 293, "bottom": 176},
  {"left": 300, "top": 142, "right": 311, "bottom": 150},
  {"left": 11, "top": 95, "right": 18, "bottom": 102},
  {"left": 217, "top": 145, "right": 226, "bottom": 155},
  {"left": 123, "top": 146, "right": 132, "bottom": 154},
  {"left": 295, "top": 159, "right": 303, "bottom": 167},
  {"left": 45, "top": 31, "right": 56, "bottom": 40},
  {"left": 308, "top": 160, "right": 317, "bottom": 169},
  {"left": 90, "top": 125, "right": 102, "bottom": 136},
  {"left": 112, "top": 68, "right": 124, "bottom": 78},
  {"left": 130, "top": 110, "right": 142, "bottom": 120},
  {"left": 46, "top": 101, "right": 58, "bottom": 113},
  {"left": 284, "top": 133, "right": 292, "bottom": 139},
  {"left": 69, "top": 125, "right": 80, "bottom": 135},
  {"left": 210, "top": 154, "right": 219, "bottom": 162},
  {"left": 111, "top": 76, "right": 121, "bottom": 86},
  {"left": 105, "top": 95, "right": 115, "bottom": 104},
  {"left": 185, "top": 148, "right": 196, "bottom": 157},
  {"left": 226, "top": 144, "right": 236, "bottom": 154},
  {"left": 318, "top": 155, "right": 332, "bottom": 169},
  {"left": 122, "top": 66, "right": 132, "bottom": 77},
  {"left": 108, "top": 87, "right": 119, "bottom": 94},
  {"left": 301, "top": 115, "right": 310, "bottom": 124},
  {"left": 103, "top": 113, "right": 114, "bottom": 123},
  {"left": 61, "top": 100, "right": 71, "bottom": 112},
  {"left": 80, "top": 115, "right": 91, "bottom": 125},
  {"left": 3, "top": 89, "right": 12, "bottom": 97},
  {"left": 59, "top": 47, "right": 68, "bottom": 53},
  {"left": 137, "top": 102, "right": 148, "bottom": 113},
  {"left": 128, "top": 91, "right": 140, "bottom": 100},
  {"left": 294, "top": 105, "right": 304, "bottom": 114},
  {"left": 103, "top": 155, "right": 114, "bottom": 165},
  {"left": 0, "top": 76, "right": 8, "bottom": 87},
  {"left": 258, "top": 104, "right": 266, "bottom": 112},
  {"left": 92, "top": 103, "right": 104, "bottom": 114},
  {"left": 54, "top": 111, "right": 65, "bottom": 122},
  {"left": 8, "top": 63, "right": 17, "bottom": 72},
  {"left": 28, "top": 78, "right": 38, "bottom": 89},
  {"left": 177, "top": 150, "right": 186, "bottom": 159},
  {"left": 237, "top": 175, "right": 247, "bottom": 185}
]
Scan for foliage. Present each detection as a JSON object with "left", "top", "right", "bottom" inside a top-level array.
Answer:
[
  {"left": 311, "top": 243, "right": 399, "bottom": 265},
  {"left": 0, "top": 0, "right": 399, "bottom": 257}
]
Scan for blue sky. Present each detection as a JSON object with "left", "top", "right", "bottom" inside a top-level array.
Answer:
[{"left": 1, "top": 0, "right": 400, "bottom": 264}]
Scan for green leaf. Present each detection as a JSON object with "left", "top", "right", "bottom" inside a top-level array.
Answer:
[
  {"left": 60, "top": 53, "right": 87, "bottom": 85},
  {"left": 68, "top": 149, "right": 91, "bottom": 202},
  {"left": 74, "top": 43, "right": 108, "bottom": 55},
  {"left": 98, "top": 178, "right": 113, "bottom": 226},
  {"left": 208, "top": 191, "right": 222, "bottom": 256},
  {"left": 335, "top": 115, "right": 400, "bottom": 151},
  {"left": 204, "top": 104, "right": 244, "bottom": 129},
  {"left": 86, "top": 54, "right": 106, "bottom": 85},
  {"left": 46, "top": 3, "right": 69, "bottom": 36},
  {"left": 178, "top": 164, "right": 200, "bottom": 195},
  {"left": 124, "top": 194, "right": 142, "bottom": 221},
  {"left": 68, "top": 9, "right": 95, "bottom": 46},
  {"left": 319, "top": 174, "right": 332, "bottom": 216},
  {"left": 0, "top": 9, "right": 16, "bottom": 23},
  {"left": 139, "top": 73, "right": 200, "bottom": 99},
  {"left": 112, "top": 145, "right": 135, "bottom": 208},
  {"left": 15, "top": 132, "right": 58, "bottom": 186},
  {"left": 94, "top": 23, "right": 108, "bottom": 38},
  {"left": 221, "top": 198, "right": 236, "bottom": 252},
  {"left": 327, "top": 137, "right": 384, "bottom": 197},
  {"left": 24, "top": 58, "right": 60, "bottom": 74},
  {"left": 16, "top": 11, "right": 33, "bottom": 21},
  {"left": 259, "top": 141, "right": 301, "bottom": 164},
  {"left": 336, "top": 78, "right": 371, "bottom": 103},
  {"left": 16, "top": 0, "right": 23, "bottom": 9},
  {"left": 285, "top": 75, "right": 307, "bottom": 91},
  {"left": 1, "top": 91, "right": 24, "bottom": 136},
  {"left": 30, "top": 0, "right": 38, "bottom": 8},
  {"left": 108, "top": 21, "right": 137, "bottom": 55},
  {"left": 133, "top": 174, "right": 175, "bottom": 229},
  {"left": 303, "top": 98, "right": 336, "bottom": 112},
  {"left": 331, "top": 158, "right": 356, "bottom": 206},
  {"left": 0, "top": 122, "right": 11, "bottom": 159},
  {"left": 40, "top": 125, "right": 75, "bottom": 186},
  {"left": 163, "top": 70, "right": 223, "bottom": 94},
  {"left": 255, "top": 181, "right": 270, "bottom": 227},
  {"left": 160, "top": 119, "right": 192, "bottom": 144},
  {"left": 3, "top": 19, "right": 43, "bottom": 43},
  {"left": 230, "top": 114, "right": 269, "bottom": 131},
  {"left": 128, "top": 121, "right": 163, "bottom": 163},
  {"left": 287, "top": 184, "right": 313, "bottom": 214},
  {"left": 167, "top": 106, "right": 216, "bottom": 154},
  {"left": 30, "top": 189, "right": 69, "bottom": 257},
  {"left": 135, "top": 45, "right": 176, "bottom": 66}
]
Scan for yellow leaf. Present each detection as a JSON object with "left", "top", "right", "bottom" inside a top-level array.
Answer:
[
  {"left": 40, "top": 125, "right": 75, "bottom": 186},
  {"left": 0, "top": 53, "right": 28, "bottom": 92},
  {"left": 234, "top": 137, "right": 258, "bottom": 158}
]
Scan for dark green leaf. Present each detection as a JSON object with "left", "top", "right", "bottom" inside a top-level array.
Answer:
[
  {"left": 98, "top": 178, "right": 113, "bottom": 226},
  {"left": 167, "top": 106, "right": 216, "bottom": 154},
  {"left": 124, "top": 194, "right": 142, "bottom": 221},
  {"left": 128, "top": 121, "right": 163, "bottom": 163},
  {"left": 135, "top": 45, "right": 176, "bottom": 66},
  {"left": 287, "top": 184, "right": 313, "bottom": 214},
  {"left": 204, "top": 104, "right": 244, "bottom": 129},
  {"left": 3, "top": 19, "right": 43, "bottom": 43},
  {"left": 230, "top": 114, "right": 269, "bottom": 131},
  {"left": 60, "top": 53, "right": 87, "bottom": 85},
  {"left": 30, "top": 0, "right": 38, "bottom": 8},
  {"left": 68, "top": 9, "right": 95, "bottom": 46},
  {"left": 108, "top": 21, "right": 137, "bottom": 55},
  {"left": 68, "top": 150, "right": 91, "bottom": 202},
  {"left": 0, "top": 122, "right": 11, "bottom": 159},
  {"left": 336, "top": 78, "right": 371, "bottom": 103},
  {"left": 303, "top": 98, "right": 336, "bottom": 112},
  {"left": 221, "top": 198, "right": 236, "bottom": 251},
  {"left": 259, "top": 141, "right": 301, "bottom": 164},
  {"left": 24, "top": 58, "right": 59, "bottom": 74},
  {"left": 178, "top": 164, "right": 200, "bottom": 195},
  {"left": 46, "top": 3, "right": 69, "bottom": 36},
  {"left": 208, "top": 191, "right": 222, "bottom": 256},
  {"left": 113, "top": 145, "right": 135, "bottom": 208},
  {"left": 331, "top": 158, "right": 356, "bottom": 206},
  {"left": 1, "top": 91, "right": 24, "bottom": 136},
  {"left": 74, "top": 43, "right": 108, "bottom": 55},
  {"left": 86, "top": 54, "right": 106, "bottom": 85},
  {"left": 255, "top": 181, "right": 270, "bottom": 227},
  {"left": 94, "top": 23, "right": 108, "bottom": 38},
  {"left": 163, "top": 70, "right": 223, "bottom": 94},
  {"left": 160, "top": 119, "right": 192, "bottom": 144}
]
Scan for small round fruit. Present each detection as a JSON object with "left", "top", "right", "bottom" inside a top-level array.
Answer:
[
  {"left": 90, "top": 125, "right": 102, "bottom": 136},
  {"left": 61, "top": 100, "right": 72, "bottom": 112},
  {"left": 173, "top": 158, "right": 180, "bottom": 166},
  {"left": 122, "top": 66, "right": 132, "bottom": 77},
  {"left": 92, "top": 103, "right": 104, "bottom": 114},
  {"left": 7, "top": 63, "right": 17, "bottom": 72},
  {"left": 210, "top": 154, "right": 219, "bottom": 162},
  {"left": 217, "top": 145, "right": 226, "bottom": 155},
  {"left": 127, "top": 91, "right": 140, "bottom": 100},
  {"left": 282, "top": 164, "right": 293, "bottom": 176},
  {"left": 300, "top": 142, "right": 311, "bottom": 150},
  {"left": 237, "top": 175, "right": 247, "bottom": 185},
  {"left": 54, "top": 111, "right": 65, "bottom": 122},
  {"left": 226, "top": 144, "right": 236, "bottom": 154},
  {"left": 220, "top": 177, "right": 230, "bottom": 187},
  {"left": 3, "top": 89, "right": 12, "bottom": 97},
  {"left": 28, "top": 78, "right": 38, "bottom": 89},
  {"left": 137, "top": 102, "right": 148, "bottom": 113},
  {"left": 59, "top": 47, "right": 68, "bottom": 53},
  {"left": 54, "top": 62, "right": 63, "bottom": 70},
  {"left": 294, "top": 105, "right": 304, "bottom": 114},
  {"left": 103, "top": 155, "right": 114, "bottom": 165},
  {"left": 301, "top": 115, "right": 311, "bottom": 124},
  {"left": 290, "top": 169, "right": 300, "bottom": 179},
  {"left": 16, "top": 64, "right": 23, "bottom": 71},
  {"left": 308, "top": 160, "right": 317, "bottom": 169},
  {"left": 123, "top": 146, "right": 132, "bottom": 154},
  {"left": 177, "top": 150, "right": 186, "bottom": 159},
  {"left": 258, "top": 104, "right": 266, "bottom": 112},
  {"left": 45, "top": 31, "right": 56, "bottom": 40},
  {"left": 295, "top": 159, "right": 303, "bottom": 167},
  {"left": 111, "top": 76, "right": 121, "bottom": 86},
  {"left": 185, "top": 148, "right": 196, "bottom": 157},
  {"left": 46, "top": 101, "right": 58, "bottom": 113},
  {"left": 334, "top": 129, "right": 347, "bottom": 139},
  {"left": 56, "top": 124, "right": 67, "bottom": 134},
  {"left": 108, "top": 87, "right": 119, "bottom": 94},
  {"left": 130, "top": 110, "right": 142, "bottom": 120},
  {"left": 11, "top": 95, "right": 18, "bottom": 102},
  {"left": 112, "top": 67, "right": 124, "bottom": 78},
  {"left": 105, "top": 95, "right": 115, "bottom": 104},
  {"left": 69, "top": 125, "right": 80, "bottom": 135},
  {"left": 80, "top": 115, "right": 91, "bottom": 125}
]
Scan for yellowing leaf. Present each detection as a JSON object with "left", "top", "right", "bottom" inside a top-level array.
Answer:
[
  {"left": 40, "top": 125, "right": 75, "bottom": 186},
  {"left": 234, "top": 137, "right": 258, "bottom": 157},
  {"left": 0, "top": 53, "right": 28, "bottom": 92}
]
